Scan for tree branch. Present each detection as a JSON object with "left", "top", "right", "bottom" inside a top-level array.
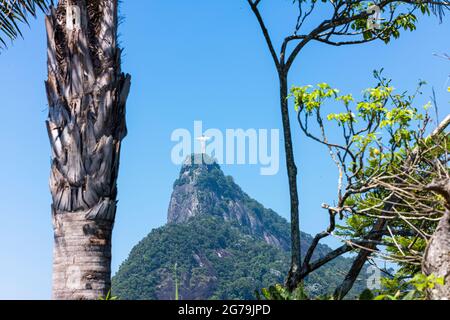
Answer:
[{"left": 247, "top": 0, "right": 281, "bottom": 71}]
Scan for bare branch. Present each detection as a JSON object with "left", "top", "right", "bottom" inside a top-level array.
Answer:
[{"left": 247, "top": 0, "right": 281, "bottom": 71}]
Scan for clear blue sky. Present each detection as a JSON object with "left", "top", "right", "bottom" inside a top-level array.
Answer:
[{"left": 0, "top": 1, "right": 448, "bottom": 299}]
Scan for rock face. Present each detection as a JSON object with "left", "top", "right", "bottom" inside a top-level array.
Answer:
[{"left": 112, "top": 154, "right": 368, "bottom": 300}]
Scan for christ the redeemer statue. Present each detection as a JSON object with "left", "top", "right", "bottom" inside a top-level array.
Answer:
[{"left": 196, "top": 135, "right": 211, "bottom": 154}]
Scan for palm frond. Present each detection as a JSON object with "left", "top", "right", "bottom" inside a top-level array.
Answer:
[{"left": 0, "top": 0, "right": 50, "bottom": 49}]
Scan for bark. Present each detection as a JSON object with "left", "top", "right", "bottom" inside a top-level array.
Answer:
[
  {"left": 279, "top": 74, "right": 301, "bottom": 291},
  {"left": 333, "top": 218, "right": 387, "bottom": 299},
  {"left": 423, "top": 178, "right": 450, "bottom": 300},
  {"left": 45, "top": 0, "right": 131, "bottom": 300}
]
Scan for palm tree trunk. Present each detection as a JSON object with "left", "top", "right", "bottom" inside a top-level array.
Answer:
[{"left": 45, "top": 0, "right": 131, "bottom": 300}]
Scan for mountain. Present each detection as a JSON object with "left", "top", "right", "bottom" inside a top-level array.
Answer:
[{"left": 112, "top": 154, "right": 368, "bottom": 299}]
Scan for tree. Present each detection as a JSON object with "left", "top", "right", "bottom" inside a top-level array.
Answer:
[
  {"left": 0, "top": 0, "right": 49, "bottom": 49},
  {"left": 45, "top": 0, "right": 131, "bottom": 299},
  {"left": 290, "top": 73, "right": 449, "bottom": 298},
  {"left": 422, "top": 175, "right": 450, "bottom": 299},
  {"left": 246, "top": 0, "right": 450, "bottom": 291}
]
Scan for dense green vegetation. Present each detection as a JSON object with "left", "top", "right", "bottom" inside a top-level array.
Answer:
[
  {"left": 112, "top": 215, "right": 283, "bottom": 299},
  {"left": 112, "top": 215, "right": 368, "bottom": 300}
]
